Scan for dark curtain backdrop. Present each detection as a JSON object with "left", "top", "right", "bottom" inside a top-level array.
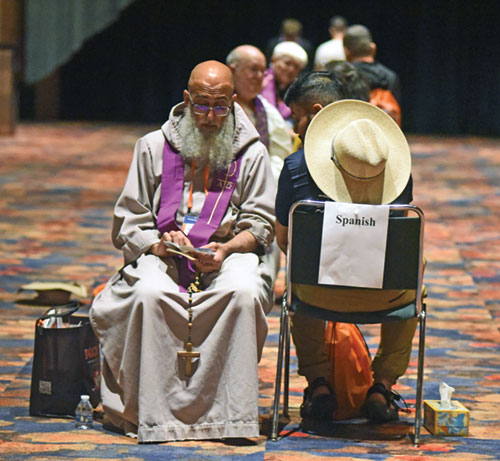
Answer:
[{"left": 26, "top": 0, "right": 500, "bottom": 136}]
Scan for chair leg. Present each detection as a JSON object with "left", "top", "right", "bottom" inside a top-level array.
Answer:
[
  {"left": 283, "top": 313, "right": 290, "bottom": 418},
  {"left": 413, "top": 304, "right": 426, "bottom": 447},
  {"left": 271, "top": 300, "right": 288, "bottom": 440}
]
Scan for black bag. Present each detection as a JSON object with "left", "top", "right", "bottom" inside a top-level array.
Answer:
[{"left": 29, "top": 302, "right": 101, "bottom": 417}]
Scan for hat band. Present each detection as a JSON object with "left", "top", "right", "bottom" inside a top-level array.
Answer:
[{"left": 330, "top": 140, "right": 385, "bottom": 181}]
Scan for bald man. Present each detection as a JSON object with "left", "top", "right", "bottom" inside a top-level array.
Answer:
[
  {"left": 90, "top": 61, "right": 276, "bottom": 443},
  {"left": 226, "top": 45, "right": 292, "bottom": 181}
]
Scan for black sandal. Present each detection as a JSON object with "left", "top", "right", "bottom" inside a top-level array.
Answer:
[
  {"left": 361, "top": 382, "right": 405, "bottom": 423},
  {"left": 300, "top": 377, "right": 337, "bottom": 421}
]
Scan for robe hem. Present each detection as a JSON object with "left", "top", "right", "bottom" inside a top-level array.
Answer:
[{"left": 137, "top": 421, "right": 259, "bottom": 443}]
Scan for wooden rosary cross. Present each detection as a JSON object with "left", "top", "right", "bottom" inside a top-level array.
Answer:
[{"left": 178, "top": 341, "right": 200, "bottom": 377}]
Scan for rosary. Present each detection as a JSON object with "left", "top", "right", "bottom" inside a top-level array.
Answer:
[{"left": 177, "top": 274, "right": 201, "bottom": 377}]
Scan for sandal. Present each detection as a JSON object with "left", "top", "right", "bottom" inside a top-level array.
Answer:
[
  {"left": 361, "top": 382, "right": 404, "bottom": 422},
  {"left": 300, "top": 377, "right": 337, "bottom": 421}
]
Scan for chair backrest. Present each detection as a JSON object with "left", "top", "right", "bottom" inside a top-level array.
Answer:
[{"left": 287, "top": 200, "right": 425, "bottom": 317}]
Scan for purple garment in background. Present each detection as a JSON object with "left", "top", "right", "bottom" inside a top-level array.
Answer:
[
  {"left": 253, "top": 97, "right": 269, "bottom": 148},
  {"left": 260, "top": 67, "right": 291, "bottom": 120}
]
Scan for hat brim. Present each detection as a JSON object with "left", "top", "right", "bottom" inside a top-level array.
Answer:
[{"left": 304, "top": 99, "right": 411, "bottom": 204}]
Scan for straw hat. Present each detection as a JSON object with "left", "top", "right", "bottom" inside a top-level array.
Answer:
[
  {"left": 304, "top": 99, "right": 411, "bottom": 204},
  {"left": 17, "top": 281, "right": 87, "bottom": 305}
]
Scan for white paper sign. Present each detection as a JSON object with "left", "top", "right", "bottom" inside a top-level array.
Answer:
[{"left": 318, "top": 202, "right": 390, "bottom": 288}]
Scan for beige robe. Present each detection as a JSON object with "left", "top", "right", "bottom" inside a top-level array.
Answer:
[{"left": 90, "top": 103, "right": 276, "bottom": 442}]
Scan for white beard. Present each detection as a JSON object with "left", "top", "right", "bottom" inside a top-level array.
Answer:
[{"left": 178, "top": 110, "right": 235, "bottom": 171}]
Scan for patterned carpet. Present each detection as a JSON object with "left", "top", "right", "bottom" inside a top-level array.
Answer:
[{"left": 1, "top": 123, "right": 499, "bottom": 460}]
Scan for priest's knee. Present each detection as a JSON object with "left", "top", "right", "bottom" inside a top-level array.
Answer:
[
  {"left": 226, "top": 277, "right": 265, "bottom": 318},
  {"left": 132, "top": 273, "right": 167, "bottom": 305}
]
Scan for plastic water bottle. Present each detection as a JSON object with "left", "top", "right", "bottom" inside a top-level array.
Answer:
[{"left": 75, "top": 395, "right": 93, "bottom": 429}]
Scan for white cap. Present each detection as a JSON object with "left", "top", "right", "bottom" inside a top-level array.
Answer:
[{"left": 81, "top": 395, "right": 89, "bottom": 400}]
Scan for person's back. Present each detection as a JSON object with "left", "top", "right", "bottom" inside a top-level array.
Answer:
[
  {"left": 275, "top": 73, "right": 416, "bottom": 425},
  {"left": 343, "top": 24, "right": 401, "bottom": 125},
  {"left": 327, "top": 61, "right": 370, "bottom": 101},
  {"left": 292, "top": 101, "right": 413, "bottom": 308},
  {"left": 354, "top": 61, "right": 400, "bottom": 102},
  {"left": 343, "top": 24, "right": 401, "bottom": 103},
  {"left": 314, "top": 15, "right": 347, "bottom": 70}
]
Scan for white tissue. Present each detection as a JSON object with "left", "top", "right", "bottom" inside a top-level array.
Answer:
[{"left": 439, "top": 382, "right": 455, "bottom": 409}]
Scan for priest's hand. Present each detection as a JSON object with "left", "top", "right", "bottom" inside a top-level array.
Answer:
[
  {"left": 149, "top": 231, "right": 192, "bottom": 258},
  {"left": 193, "top": 242, "right": 228, "bottom": 273},
  {"left": 192, "top": 231, "right": 258, "bottom": 273}
]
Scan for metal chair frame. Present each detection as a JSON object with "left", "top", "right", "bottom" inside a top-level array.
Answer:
[{"left": 271, "top": 200, "right": 426, "bottom": 447}]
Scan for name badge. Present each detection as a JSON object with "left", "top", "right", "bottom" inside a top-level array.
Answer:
[{"left": 182, "top": 215, "right": 198, "bottom": 235}]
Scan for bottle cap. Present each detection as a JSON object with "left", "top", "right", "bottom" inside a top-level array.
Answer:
[{"left": 81, "top": 395, "right": 89, "bottom": 400}]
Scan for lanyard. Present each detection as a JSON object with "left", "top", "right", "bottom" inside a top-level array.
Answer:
[{"left": 187, "top": 160, "right": 209, "bottom": 213}]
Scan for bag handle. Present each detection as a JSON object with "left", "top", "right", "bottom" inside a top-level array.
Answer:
[{"left": 38, "top": 301, "right": 80, "bottom": 321}]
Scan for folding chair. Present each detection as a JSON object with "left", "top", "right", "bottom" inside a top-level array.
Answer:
[{"left": 271, "top": 200, "right": 426, "bottom": 446}]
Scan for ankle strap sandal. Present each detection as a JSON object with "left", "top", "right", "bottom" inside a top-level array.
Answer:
[
  {"left": 300, "top": 376, "right": 337, "bottom": 421},
  {"left": 361, "top": 382, "right": 409, "bottom": 423}
]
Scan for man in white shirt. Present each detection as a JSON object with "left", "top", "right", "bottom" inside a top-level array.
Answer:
[{"left": 314, "top": 16, "right": 348, "bottom": 70}]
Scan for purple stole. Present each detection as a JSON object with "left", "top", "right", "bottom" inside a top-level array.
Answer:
[
  {"left": 156, "top": 142, "right": 243, "bottom": 290},
  {"left": 253, "top": 97, "right": 269, "bottom": 148},
  {"left": 260, "top": 67, "right": 292, "bottom": 120}
]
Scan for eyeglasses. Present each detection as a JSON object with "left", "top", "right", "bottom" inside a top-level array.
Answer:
[{"left": 188, "top": 93, "right": 231, "bottom": 117}]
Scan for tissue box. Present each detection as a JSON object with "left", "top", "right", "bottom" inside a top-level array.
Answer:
[{"left": 424, "top": 400, "right": 469, "bottom": 436}]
